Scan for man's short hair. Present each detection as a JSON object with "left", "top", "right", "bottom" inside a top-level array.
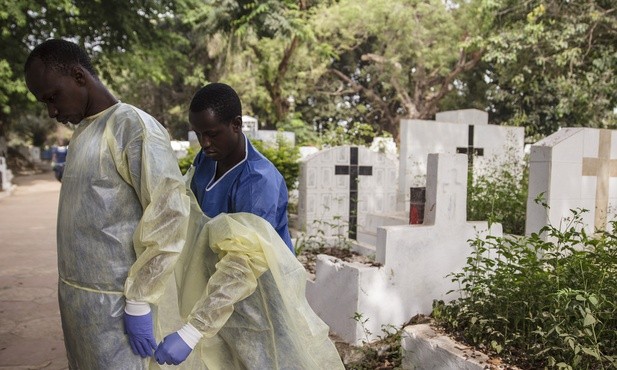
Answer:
[
  {"left": 190, "top": 83, "right": 242, "bottom": 123},
  {"left": 24, "top": 39, "right": 97, "bottom": 78}
]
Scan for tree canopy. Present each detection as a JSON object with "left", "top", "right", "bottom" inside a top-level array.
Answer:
[{"left": 2, "top": 0, "right": 615, "bottom": 146}]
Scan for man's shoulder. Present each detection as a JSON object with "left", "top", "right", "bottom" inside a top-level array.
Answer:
[
  {"left": 109, "top": 103, "right": 167, "bottom": 139},
  {"left": 243, "top": 155, "right": 284, "bottom": 185},
  {"left": 113, "top": 103, "right": 158, "bottom": 125}
]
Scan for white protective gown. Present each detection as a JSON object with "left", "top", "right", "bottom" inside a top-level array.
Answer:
[
  {"left": 167, "top": 167, "right": 345, "bottom": 369},
  {"left": 57, "top": 103, "right": 190, "bottom": 369}
]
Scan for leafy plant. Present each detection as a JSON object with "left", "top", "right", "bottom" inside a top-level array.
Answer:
[
  {"left": 177, "top": 146, "right": 198, "bottom": 175},
  {"left": 294, "top": 216, "right": 353, "bottom": 255},
  {"left": 344, "top": 313, "right": 403, "bottom": 370},
  {"left": 433, "top": 208, "right": 617, "bottom": 369},
  {"left": 318, "top": 121, "right": 378, "bottom": 148},
  {"left": 467, "top": 145, "right": 528, "bottom": 235},
  {"left": 251, "top": 134, "right": 300, "bottom": 191}
]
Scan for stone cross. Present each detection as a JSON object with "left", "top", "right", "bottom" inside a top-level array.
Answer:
[
  {"left": 526, "top": 128, "right": 617, "bottom": 236},
  {"left": 582, "top": 129, "right": 617, "bottom": 231},
  {"left": 456, "top": 125, "right": 484, "bottom": 167},
  {"left": 335, "top": 147, "right": 373, "bottom": 239}
]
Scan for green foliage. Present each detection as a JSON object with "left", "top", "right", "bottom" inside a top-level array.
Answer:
[
  {"left": 294, "top": 216, "right": 353, "bottom": 255},
  {"left": 310, "top": 0, "right": 489, "bottom": 137},
  {"left": 275, "top": 113, "right": 319, "bottom": 146},
  {"left": 318, "top": 122, "right": 378, "bottom": 147},
  {"left": 251, "top": 134, "right": 300, "bottom": 191},
  {"left": 1, "top": 0, "right": 192, "bottom": 142},
  {"left": 9, "top": 0, "right": 616, "bottom": 152},
  {"left": 433, "top": 209, "right": 617, "bottom": 369},
  {"left": 346, "top": 313, "right": 403, "bottom": 370},
  {"left": 481, "top": 0, "right": 617, "bottom": 138},
  {"left": 467, "top": 151, "right": 529, "bottom": 235},
  {"left": 11, "top": 113, "right": 57, "bottom": 147},
  {"left": 177, "top": 146, "right": 198, "bottom": 175}
]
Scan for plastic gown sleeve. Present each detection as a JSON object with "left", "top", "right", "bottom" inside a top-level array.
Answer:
[
  {"left": 106, "top": 112, "right": 190, "bottom": 304},
  {"left": 186, "top": 215, "right": 269, "bottom": 337}
]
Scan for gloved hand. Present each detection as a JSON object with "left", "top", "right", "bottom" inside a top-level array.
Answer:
[
  {"left": 154, "top": 332, "right": 193, "bottom": 365},
  {"left": 124, "top": 311, "right": 157, "bottom": 357},
  {"left": 155, "top": 323, "right": 202, "bottom": 365}
]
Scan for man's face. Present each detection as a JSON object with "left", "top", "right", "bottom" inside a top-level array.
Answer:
[
  {"left": 189, "top": 109, "right": 241, "bottom": 162},
  {"left": 25, "top": 58, "right": 88, "bottom": 125}
]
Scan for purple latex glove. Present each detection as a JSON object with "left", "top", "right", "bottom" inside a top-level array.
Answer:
[
  {"left": 124, "top": 311, "right": 157, "bottom": 357},
  {"left": 154, "top": 332, "right": 193, "bottom": 365}
]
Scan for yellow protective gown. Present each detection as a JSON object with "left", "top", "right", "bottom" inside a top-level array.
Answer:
[
  {"left": 57, "top": 103, "right": 190, "bottom": 369},
  {"left": 169, "top": 167, "right": 345, "bottom": 369}
]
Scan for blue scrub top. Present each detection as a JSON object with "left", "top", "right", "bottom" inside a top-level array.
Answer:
[{"left": 191, "top": 135, "right": 294, "bottom": 253}]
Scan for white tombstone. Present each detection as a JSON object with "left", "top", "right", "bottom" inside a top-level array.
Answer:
[
  {"left": 297, "top": 146, "right": 398, "bottom": 240},
  {"left": 188, "top": 131, "right": 200, "bottom": 149},
  {"left": 170, "top": 140, "right": 191, "bottom": 159},
  {"left": 0, "top": 156, "right": 14, "bottom": 192},
  {"left": 398, "top": 109, "right": 525, "bottom": 212},
  {"left": 29, "top": 147, "right": 41, "bottom": 163},
  {"left": 249, "top": 130, "right": 296, "bottom": 147},
  {"left": 299, "top": 146, "right": 319, "bottom": 160},
  {"left": 306, "top": 153, "right": 502, "bottom": 344},
  {"left": 435, "top": 108, "right": 489, "bottom": 126},
  {"left": 526, "top": 128, "right": 617, "bottom": 236},
  {"left": 242, "top": 115, "right": 259, "bottom": 132}
]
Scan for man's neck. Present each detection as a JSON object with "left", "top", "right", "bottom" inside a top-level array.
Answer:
[
  {"left": 215, "top": 135, "right": 246, "bottom": 179},
  {"left": 86, "top": 82, "right": 119, "bottom": 117}
]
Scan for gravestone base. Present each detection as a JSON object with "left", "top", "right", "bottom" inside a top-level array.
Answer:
[
  {"left": 401, "top": 324, "right": 516, "bottom": 369},
  {"left": 353, "top": 212, "right": 409, "bottom": 253},
  {"left": 306, "top": 255, "right": 390, "bottom": 344}
]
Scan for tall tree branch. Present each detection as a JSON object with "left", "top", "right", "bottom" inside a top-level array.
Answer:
[{"left": 420, "top": 48, "right": 484, "bottom": 117}]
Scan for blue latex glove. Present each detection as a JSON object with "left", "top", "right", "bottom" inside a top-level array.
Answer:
[
  {"left": 124, "top": 312, "right": 157, "bottom": 357},
  {"left": 154, "top": 332, "right": 193, "bottom": 365}
]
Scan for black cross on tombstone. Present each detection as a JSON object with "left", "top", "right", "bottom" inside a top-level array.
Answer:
[
  {"left": 456, "top": 125, "right": 484, "bottom": 168},
  {"left": 335, "top": 147, "right": 373, "bottom": 240}
]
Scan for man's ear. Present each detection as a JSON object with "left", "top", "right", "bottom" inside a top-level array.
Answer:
[
  {"left": 231, "top": 116, "right": 243, "bottom": 132},
  {"left": 70, "top": 65, "right": 88, "bottom": 86}
]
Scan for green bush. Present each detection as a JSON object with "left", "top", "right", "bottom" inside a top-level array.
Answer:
[
  {"left": 467, "top": 153, "right": 528, "bottom": 235},
  {"left": 177, "top": 146, "right": 198, "bottom": 175},
  {"left": 433, "top": 209, "right": 617, "bottom": 369},
  {"left": 318, "top": 122, "right": 380, "bottom": 147},
  {"left": 251, "top": 134, "right": 300, "bottom": 192}
]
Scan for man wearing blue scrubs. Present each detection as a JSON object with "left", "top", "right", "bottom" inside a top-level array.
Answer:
[{"left": 189, "top": 83, "right": 294, "bottom": 253}]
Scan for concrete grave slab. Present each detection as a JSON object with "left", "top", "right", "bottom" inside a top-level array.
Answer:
[{"left": 306, "top": 153, "right": 502, "bottom": 344}]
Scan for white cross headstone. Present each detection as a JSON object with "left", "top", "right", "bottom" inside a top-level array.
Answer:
[
  {"left": 526, "top": 128, "right": 617, "bottom": 236},
  {"left": 297, "top": 146, "right": 398, "bottom": 240},
  {"left": 398, "top": 109, "right": 525, "bottom": 212},
  {"left": 0, "top": 156, "right": 13, "bottom": 192},
  {"left": 306, "top": 153, "right": 502, "bottom": 344}
]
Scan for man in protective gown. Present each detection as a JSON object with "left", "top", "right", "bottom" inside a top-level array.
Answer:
[
  {"left": 25, "top": 39, "right": 190, "bottom": 368},
  {"left": 154, "top": 166, "right": 345, "bottom": 369}
]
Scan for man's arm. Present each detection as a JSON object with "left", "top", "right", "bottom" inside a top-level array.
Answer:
[
  {"left": 154, "top": 213, "right": 270, "bottom": 365},
  {"left": 121, "top": 117, "right": 190, "bottom": 304},
  {"left": 232, "top": 171, "right": 294, "bottom": 252},
  {"left": 107, "top": 108, "right": 190, "bottom": 357}
]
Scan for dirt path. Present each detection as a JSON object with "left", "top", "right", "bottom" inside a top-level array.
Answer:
[{"left": 0, "top": 173, "right": 68, "bottom": 369}]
